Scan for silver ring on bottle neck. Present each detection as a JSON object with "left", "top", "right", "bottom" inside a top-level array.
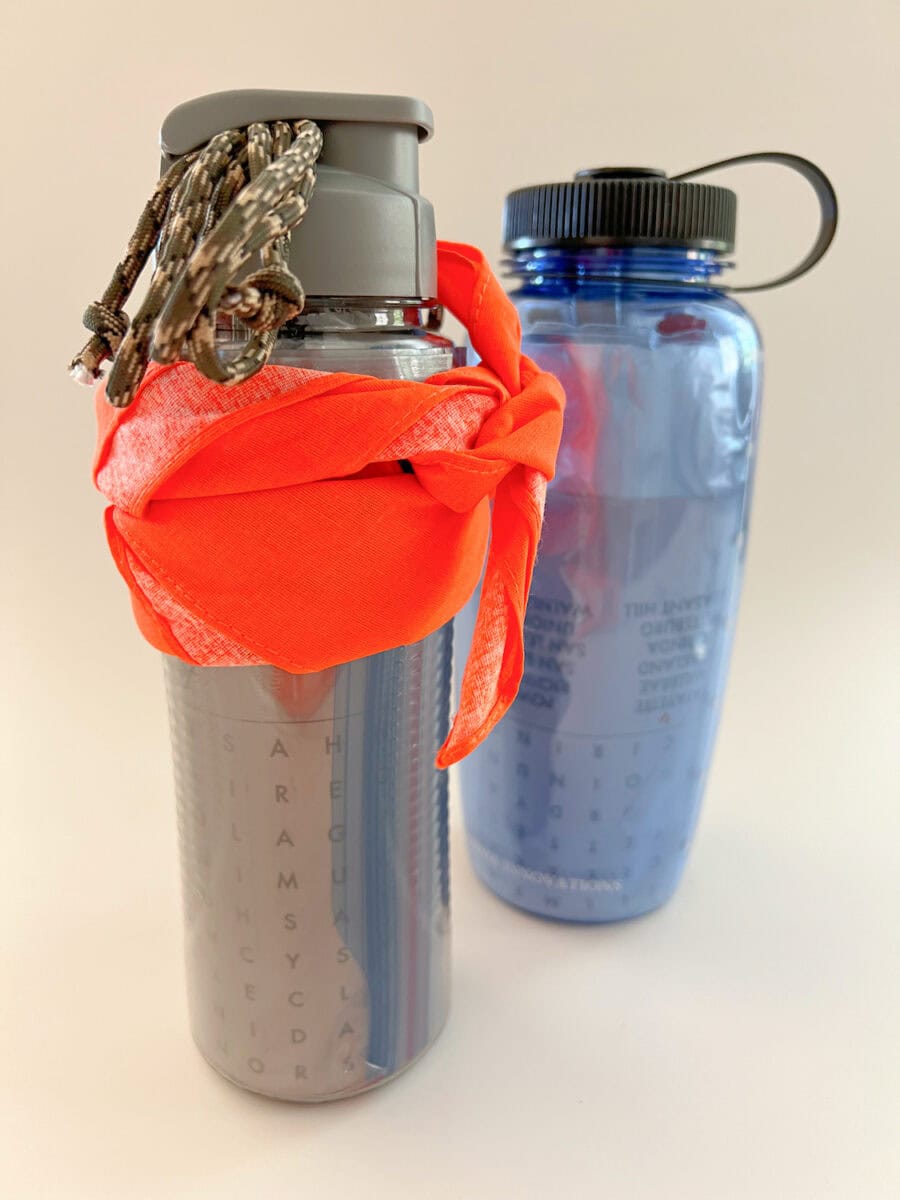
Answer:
[{"left": 216, "top": 300, "right": 443, "bottom": 341}]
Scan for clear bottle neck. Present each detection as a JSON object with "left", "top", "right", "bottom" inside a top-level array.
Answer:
[
  {"left": 216, "top": 298, "right": 457, "bottom": 379},
  {"left": 507, "top": 245, "right": 731, "bottom": 290},
  {"left": 217, "top": 298, "right": 444, "bottom": 340}
]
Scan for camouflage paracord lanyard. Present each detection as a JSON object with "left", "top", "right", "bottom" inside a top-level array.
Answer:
[{"left": 69, "top": 119, "right": 324, "bottom": 408}]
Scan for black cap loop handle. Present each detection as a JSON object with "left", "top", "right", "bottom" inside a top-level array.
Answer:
[{"left": 672, "top": 152, "right": 838, "bottom": 293}]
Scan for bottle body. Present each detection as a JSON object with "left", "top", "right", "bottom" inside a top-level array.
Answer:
[
  {"left": 166, "top": 310, "right": 456, "bottom": 1099},
  {"left": 459, "top": 249, "right": 761, "bottom": 922}
]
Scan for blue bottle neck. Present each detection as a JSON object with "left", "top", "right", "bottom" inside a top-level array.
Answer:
[{"left": 507, "top": 245, "right": 730, "bottom": 291}]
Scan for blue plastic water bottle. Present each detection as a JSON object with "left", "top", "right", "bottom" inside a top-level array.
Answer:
[{"left": 459, "top": 154, "right": 836, "bottom": 922}]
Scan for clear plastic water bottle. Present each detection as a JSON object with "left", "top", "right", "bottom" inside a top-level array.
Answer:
[
  {"left": 459, "top": 157, "right": 836, "bottom": 922},
  {"left": 160, "top": 91, "right": 457, "bottom": 1099}
]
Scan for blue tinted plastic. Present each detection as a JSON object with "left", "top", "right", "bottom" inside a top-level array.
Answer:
[{"left": 459, "top": 248, "right": 762, "bottom": 922}]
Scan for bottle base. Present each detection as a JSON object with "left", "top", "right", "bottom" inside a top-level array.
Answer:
[
  {"left": 190, "top": 1004, "right": 451, "bottom": 1103},
  {"left": 466, "top": 836, "right": 686, "bottom": 924}
]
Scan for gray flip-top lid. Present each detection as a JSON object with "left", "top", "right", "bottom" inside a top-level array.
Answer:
[{"left": 160, "top": 89, "right": 437, "bottom": 299}]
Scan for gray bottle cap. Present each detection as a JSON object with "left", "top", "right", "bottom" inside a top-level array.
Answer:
[{"left": 160, "top": 89, "right": 437, "bottom": 300}]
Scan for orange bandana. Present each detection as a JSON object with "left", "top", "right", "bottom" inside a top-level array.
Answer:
[{"left": 94, "top": 242, "right": 564, "bottom": 766}]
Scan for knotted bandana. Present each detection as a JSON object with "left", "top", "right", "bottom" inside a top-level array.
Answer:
[{"left": 93, "top": 242, "right": 564, "bottom": 766}]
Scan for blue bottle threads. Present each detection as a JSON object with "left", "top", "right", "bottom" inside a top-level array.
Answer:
[{"left": 459, "top": 161, "right": 836, "bottom": 922}]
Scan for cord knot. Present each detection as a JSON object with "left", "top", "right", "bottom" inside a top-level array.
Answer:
[
  {"left": 83, "top": 300, "right": 130, "bottom": 354},
  {"left": 221, "top": 265, "right": 305, "bottom": 332}
]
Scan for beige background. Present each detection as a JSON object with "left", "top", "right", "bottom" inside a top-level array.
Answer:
[{"left": 3, "top": 1, "right": 898, "bottom": 1197}]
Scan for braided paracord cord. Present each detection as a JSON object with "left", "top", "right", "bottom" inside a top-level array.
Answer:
[{"left": 69, "top": 119, "right": 324, "bottom": 407}]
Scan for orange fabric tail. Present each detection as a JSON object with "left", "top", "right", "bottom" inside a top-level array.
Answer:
[{"left": 94, "top": 241, "right": 565, "bottom": 767}]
